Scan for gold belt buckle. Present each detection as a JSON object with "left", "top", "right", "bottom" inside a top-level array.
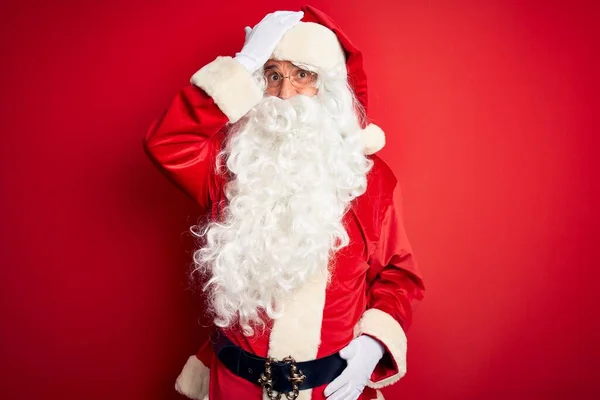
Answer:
[{"left": 258, "top": 356, "right": 306, "bottom": 400}]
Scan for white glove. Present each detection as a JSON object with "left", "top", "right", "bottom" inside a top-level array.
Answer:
[
  {"left": 324, "top": 335, "right": 385, "bottom": 400},
  {"left": 234, "top": 10, "right": 304, "bottom": 73}
]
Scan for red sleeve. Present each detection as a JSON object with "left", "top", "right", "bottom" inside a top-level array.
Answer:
[
  {"left": 144, "top": 55, "right": 264, "bottom": 214},
  {"left": 358, "top": 184, "right": 425, "bottom": 388},
  {"left": 175, "top": 327, "right": 214, "bottom": 399},
  {"left": 367, "top": 184, "right": 425, "bottom": 330},
  {"left": 196, "top": 333, "right": 215, "bottom": 367},
  {"left": 143, "top": 85, "right": 228, "bottom": 213}
]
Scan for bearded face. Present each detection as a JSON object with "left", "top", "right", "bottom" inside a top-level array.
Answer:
[{"left": 192, "top": 70, "right": 373, "bottom": 336}]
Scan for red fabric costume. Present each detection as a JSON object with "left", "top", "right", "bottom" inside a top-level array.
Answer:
[{"left": 144, "top": 5, "right": 425, "bottom": 400}]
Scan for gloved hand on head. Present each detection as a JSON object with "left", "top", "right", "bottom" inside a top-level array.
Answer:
[{"left": 234, "top": 10, "right": 304, "bottom": 73}]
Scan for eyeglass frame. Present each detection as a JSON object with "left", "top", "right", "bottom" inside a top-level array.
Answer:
[{"left": 262, "top": 64, "right": 320, "bottom": 90}]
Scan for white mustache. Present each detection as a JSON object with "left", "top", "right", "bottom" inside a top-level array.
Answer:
[{"left": 250, "top": 94, "right": 323, "bottom": 134}]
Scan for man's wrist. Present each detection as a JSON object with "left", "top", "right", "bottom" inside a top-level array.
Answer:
[{"left": 361, "top": 334, "right": 386, "bottom": 360}]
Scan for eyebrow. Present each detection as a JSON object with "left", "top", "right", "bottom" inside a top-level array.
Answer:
[{"left": 264, "top": 64, "right": 315, "bottom": 74}]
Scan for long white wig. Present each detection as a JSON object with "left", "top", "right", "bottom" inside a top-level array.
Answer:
[{"left": 191, "top": 64, "right": 373, "bottom": 336}]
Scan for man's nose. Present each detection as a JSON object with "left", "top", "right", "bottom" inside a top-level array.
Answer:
[{"left": 278, "top": 78, "right": 297, "bottom": 99}]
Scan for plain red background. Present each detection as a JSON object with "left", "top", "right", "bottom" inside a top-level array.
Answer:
[{"left": 1, "top": 0, "right": 599, "bottom": 399}]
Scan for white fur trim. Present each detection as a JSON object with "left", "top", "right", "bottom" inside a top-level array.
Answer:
[
  {"left": 372, "top": 390, "right": 385, "bottom": 400},
  {"left": 272, "top": 22, "right": 346, "bottom": 72},
  {"left": 174, "top": 355, "right": 210, "bottom": 400},
  {"left": 190, "top": 56, "right": 263, "bottom": 123},
  {"left": 357, "top": 308, "right": 407, "bottom": 389},
  {"left": 362, "top": 123, "right": 386, "bottom": 155},
  {"left": 264, "top": 269, "right": 328, "bottom": 400}
]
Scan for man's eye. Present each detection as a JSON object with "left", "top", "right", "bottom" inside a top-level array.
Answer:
[{"left": 294, "top": 70, "right": 313, "bottom": 81}]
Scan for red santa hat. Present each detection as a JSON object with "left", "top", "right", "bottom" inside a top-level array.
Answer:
[{"left": 271, "top": 5, "right": 386, "bottom": 155}]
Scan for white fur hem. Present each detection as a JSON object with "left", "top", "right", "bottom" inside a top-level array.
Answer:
[
  {"left": 190, "top": 56, "right": 263, "bottom": 123},
  {"left": 174, "top": 355, "right": 210, "bottom": 400},
  {"left": 362, "top": 123, "right": 386, "bottom": 155},
  {"left": 357, "top": 308, "right": 407, "bottom": 389},
  {"left": 372, "top": 390, "right": 385, "bottom": 400},
  {"left": 265, "top": 269, "right": 328, "bottom": 400},
  {"left": 272, "top": 22, "right": 346, "bottom": 72}
]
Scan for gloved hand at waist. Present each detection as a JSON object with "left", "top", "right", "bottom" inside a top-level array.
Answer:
[{"left": 324, "top": 335, "right": 385, "bottom": 400}]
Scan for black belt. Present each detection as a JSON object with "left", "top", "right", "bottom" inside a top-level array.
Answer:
[{"left": 212, "top": 332, "right": 347, "bottom": 398}]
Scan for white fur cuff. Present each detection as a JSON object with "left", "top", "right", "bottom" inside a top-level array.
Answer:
[
  {"left": 357, "top": 308, "right": 407, "bottom": 389},
  {"left": 190, "top": 56, "right": 263, "bottom": 123},
  {"left": 174, "top": 355, "right": 210, "bottom": 400},
  {"left": 373, "top": 390, "right": 385, "bottom": 400}
]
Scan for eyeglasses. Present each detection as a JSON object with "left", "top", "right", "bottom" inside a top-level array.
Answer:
[{"left": 264, "top": 67, "right": 318, "bottom": 90}]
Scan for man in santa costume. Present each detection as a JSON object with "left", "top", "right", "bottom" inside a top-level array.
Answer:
[{"left": 144, "top": 5, "right": 425, "bottom": 400}]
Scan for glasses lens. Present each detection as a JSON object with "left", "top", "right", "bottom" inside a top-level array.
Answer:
[
  {"left": 264, "top": 70, "right": 283, "bottom": 87},
  {"left": 290, "top": 68, "right": 317, "bottom": 87},
  {"left": 263, "top": 68, "right": 318, "bottom": 90}
]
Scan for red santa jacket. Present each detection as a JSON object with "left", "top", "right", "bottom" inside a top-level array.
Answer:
[{"left": 144, "top": 56, "right": 425, "bottom": 400}]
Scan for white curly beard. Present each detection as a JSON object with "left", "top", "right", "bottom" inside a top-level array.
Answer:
[{"left": 193, "top": 81, "right": 372, "bottom": 336}]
